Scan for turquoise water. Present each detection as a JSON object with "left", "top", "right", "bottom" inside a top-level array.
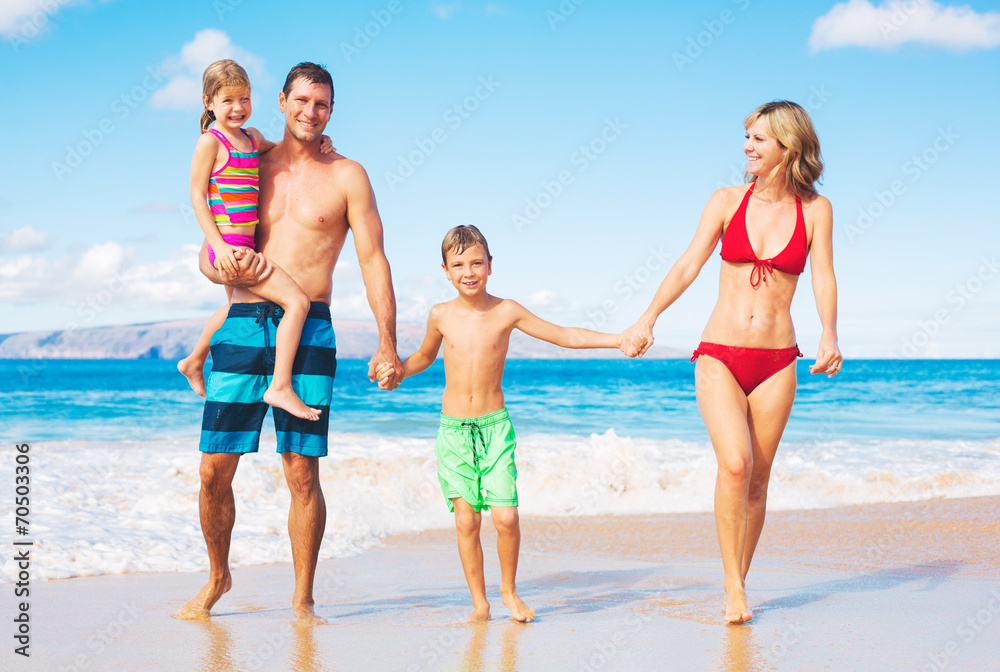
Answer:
[{"left": 2, "top": 358, "right": 998, "bottom": 443}]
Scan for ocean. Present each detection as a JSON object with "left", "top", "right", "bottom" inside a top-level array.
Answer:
[{"left": 2, "top": 358, "right": 998, "bottom": 581}]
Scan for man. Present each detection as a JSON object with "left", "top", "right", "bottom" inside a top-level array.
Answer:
[{"left": 176, "top": 62, "right": 402, "bottom": 624}]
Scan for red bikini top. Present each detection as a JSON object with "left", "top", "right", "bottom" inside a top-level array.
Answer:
[{"left": 720, "top": 183, "right": 808, "bottom": 288}]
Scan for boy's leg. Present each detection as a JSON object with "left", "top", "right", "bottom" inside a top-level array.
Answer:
[
  {"left": 178, "top": 297, "right": 231, "bottom": 397},
  {"left": 489, "top": 506, "right": 534, "bottom": 622},
  {"left": 250, "top": 264, "right": 321, "bottom": 421},
  {"left": 452, "top": 497, "right": 491, "bottom": 623}
]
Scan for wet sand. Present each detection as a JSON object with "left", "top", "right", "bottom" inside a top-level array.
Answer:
[{"left": 15, "top": 496, "right": 1000, "bottom": 671}]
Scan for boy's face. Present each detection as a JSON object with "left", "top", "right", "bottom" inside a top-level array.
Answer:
[{"left": 442, "top": 243, "right": 491, "bottom": 296}]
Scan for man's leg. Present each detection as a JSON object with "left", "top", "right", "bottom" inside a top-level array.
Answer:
[
  {"left": 490, "top": 506, "right": 534, "bottom": 622},
  {"left": 176, "top": 452, "right": 241, "bottom": 619},
  {"left": 281, "top": 452, "right": 327, "bottom": 624}
]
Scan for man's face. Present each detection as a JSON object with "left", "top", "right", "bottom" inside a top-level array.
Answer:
[{"left": 279, "top": 79, "right": 333, "bottom": 142}]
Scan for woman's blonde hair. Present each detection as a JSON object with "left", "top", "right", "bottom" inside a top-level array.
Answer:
[
  {"left": 200, "top": 59, "right": 251, "bottom": 133},
  {"left": 744, "top": 101, "right": 823, "bottom": 200}
]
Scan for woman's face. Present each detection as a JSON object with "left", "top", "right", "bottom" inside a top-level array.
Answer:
[{"left": 743, "top": 118, "right": 786, "bottom": 178}]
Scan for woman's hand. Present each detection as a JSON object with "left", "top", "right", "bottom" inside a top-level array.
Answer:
[
  {"left": 618, "top": 319, "right": 655, "bottom": 358},
  {"left": 809, "top": 334, "right": 843, "bottom": 377}
]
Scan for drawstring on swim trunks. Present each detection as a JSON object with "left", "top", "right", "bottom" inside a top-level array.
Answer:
[
  {"left": 254, "top": 303, "right": 284, "bottom": 384},
  {"left": 461, "top": 420, "right": 487, "bottom": 470}
]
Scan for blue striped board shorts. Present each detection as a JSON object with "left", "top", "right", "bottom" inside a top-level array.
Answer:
[{"left": 199, "top": 301, "right": 336, "bottom": 457}]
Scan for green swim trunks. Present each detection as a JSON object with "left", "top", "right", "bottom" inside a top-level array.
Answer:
[{"left": 435, "top": 408, "right": 518, "bottom": 512}]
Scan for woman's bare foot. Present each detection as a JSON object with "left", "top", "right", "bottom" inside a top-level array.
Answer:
[
  {"left": 501, "top": 590, "right": 535, "bottom": 622},
  {"left": 263, "top": 385, "right": 321, "bottom": 421},
  {"left": 177, "top": 356, "right": 207, "bottom": 397},
  {"left": 723, "top": 585, "right": 753, "bottom": 624},
  {"left": 293, "top": 603, "right": 328, "bottom": 625},
  {"left": 175, "top": 573, "right": 232, "bottom": 620},
  {"left": 458, "top": 604, "right": 491, "bottom": 624}
]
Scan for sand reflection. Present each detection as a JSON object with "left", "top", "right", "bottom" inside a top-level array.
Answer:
[
  {"left": 288, "top": 622, "right": 332, "bottom": 672},
  {"left": 720, "top": 624, "right": 763, "bottom": 672},
  {"left": 196, "top": 620, "right": 236, "bottom": 672},
  {"left": 455, "top": 621, "right": 523, "bottom": 671}
]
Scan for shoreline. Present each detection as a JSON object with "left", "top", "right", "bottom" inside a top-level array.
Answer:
[{"left": 13, "top": 495, "right": 1000, "bottom": 670}]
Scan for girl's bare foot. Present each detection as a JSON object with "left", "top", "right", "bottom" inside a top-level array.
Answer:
[
  {"left": 723, "top": 585, "right": 753, "bottom": 624},
  {"left": 175, "top": 572, "right": 232, "bottom": 620},
  {"left": 500, "top": 590, "right": 535, "bottom": 622},
  {"left": 458, "top": 604, "right": 491, "bottom": 624},
  {"left": 263, "top": 385, "right": 321, "bottom": 421},
  {"left": 177, "top": 357, "right": 207, "bottom": 397}
]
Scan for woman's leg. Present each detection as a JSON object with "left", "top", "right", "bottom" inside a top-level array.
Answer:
[
  {"left": 742, "top": 362, "right": 797, "bottom": 579},
  {"left": 694, "top": 355, "right": 754, "bottom": 624}
]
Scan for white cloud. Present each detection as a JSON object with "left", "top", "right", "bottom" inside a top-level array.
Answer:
[
  {"left": 810, "top": 0, "right": 1000, "bottom": 52},
  {"left": 0, "top": 0, "right": 86, "bottom": 37},
  {"left": 484, "top": 4, "right": 507, "bottom": 17},
  {"left": 0, "top": 226, "right": 51, "bottom": 254},
  {"left": 150, "top": 29, "right": 269, "bottom": 111},
  {"left": 431, "top": 2, "right": 461, "bottom": 19}
]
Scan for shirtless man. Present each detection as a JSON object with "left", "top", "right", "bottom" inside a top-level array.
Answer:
[
  {"left": 176, "top": 62, "right": 402, "bottom": 624},
  {"left": 380, "top": 225, "right": 621, "bottom": 623}
]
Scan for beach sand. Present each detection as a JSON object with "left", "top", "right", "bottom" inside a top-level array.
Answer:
[{"left": 14, "top": 496, "right": 1000, "bottom": 671}]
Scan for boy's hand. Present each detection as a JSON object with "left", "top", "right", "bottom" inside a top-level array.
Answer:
[
  {"left": 618, "top": 322, "right": 654, "bottom": 358},
  {"left": 319, "top": 135, "right": 336, "bottom": 154},
  {"left": 374, "top": 362, "right": 395, "bottom": 388},
  {"left": 368, "top": 347, "right": 403, "bottom": 391}
]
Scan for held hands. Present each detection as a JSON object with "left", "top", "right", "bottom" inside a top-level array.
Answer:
[
  {"left": 618, "top": 321, "right": 654, "bottom": 358},
  {"left": 809, "top": 335, "right": 843, "bottom": 377},
  {"left": 212, "top": 244, "right": 242, "bottom": 277},
  {"left": 368, "top": 346, "right": 403, "bottom": 391},
  {"left": 319, "top": 135, "right": 336, "bottom": 154}
]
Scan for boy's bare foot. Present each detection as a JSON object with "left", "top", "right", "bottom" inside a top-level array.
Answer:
[
  {"left": 458, "top": 604, "right": 491, "bottom": 624},
  {"left": 175, "top": 572, "right": 232, "bottom": 620},
  {"left": 293, "top": 603, "right": 328, "bottom": 625},
  {"left": 263, "top": 385, "right": 321, "bottom": 421},
  {"left": 723, "top": 585, "right": 753, "bottom": 624},
  {"left": 500, "top": 590, "right": 535, "bottom": 622},
  {"left": 177, "top": 357, "right": 207, "bottom": 397}
]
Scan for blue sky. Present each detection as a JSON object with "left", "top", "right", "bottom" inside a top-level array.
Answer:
[{"left": 1, "top": 0, "right": 998, "bottom": 357}]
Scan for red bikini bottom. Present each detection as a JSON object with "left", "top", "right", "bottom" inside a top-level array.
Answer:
[{"left": 690, "top": 342, "right": 803, "bottom": 396}]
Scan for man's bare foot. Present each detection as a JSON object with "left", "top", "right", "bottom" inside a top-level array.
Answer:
[
  {"left": 500, "top": 590, "right": 535, "bottom": 622},
  {"left": 723, "top": 586, "right": 753, "bottom": 624},
  {"left": 177, "top": 357, "right": 207, "bottom": 397},
  {"left": 458, "top": 604, "right": 491, "bottom": 624},
  {"left": 263, "top": 385, "right": 321, "bottom": 421},
  {"left": 293, "top": 603, "right": 328, "bottom": 625},
  {"left": 175, "top": 573, "right": 232, "bottom": 620}
]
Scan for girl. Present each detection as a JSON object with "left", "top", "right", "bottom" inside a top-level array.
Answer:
[
  {"left": 620, "top": 101, "right": 842, "bottom": 623},
  {"left": 178, "top": 59, "right": 331, "bottom": 421}
]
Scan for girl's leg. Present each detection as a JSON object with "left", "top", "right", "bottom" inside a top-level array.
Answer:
[
  {"left": 694, "top": 355, "right": 754, "bottom": 624},
  {"left": 249, "top": 264, "right": 320, "bottom": 421},
  {"left": 453, "top": 497, "right": 490, "bottom": 623},
  {"left": 178, "top": 288, "right": 233, "bottom": 397},
  {"left": 742, "top": 363, "right": 797, "bottom": 579}
]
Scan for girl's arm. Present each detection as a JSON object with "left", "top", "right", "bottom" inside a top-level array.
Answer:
[
  {"left": 245, "top": 127, "right": 334, "bottom": 154},
  {"left": 512, "top": 301, "right": 619, "bottom": 350},
  {"left": 806, "top": 196, "right": 842, "bottom": 377},
  {"left": 189, "top": 134, "right": 240, "bottom": 275},
  {"left": 619, "top": 187, "right": 731, "bottom": 356}
]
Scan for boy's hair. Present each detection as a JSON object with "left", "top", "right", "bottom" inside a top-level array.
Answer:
[
  {"left": 200, "top": 59, "right": 251, "bottom": 133},
  {"left": 283, "top": 62, "right": 334, "bottom": 104},
  {"left": 441, "top": 225, "right": 492, "bottom": 264}
]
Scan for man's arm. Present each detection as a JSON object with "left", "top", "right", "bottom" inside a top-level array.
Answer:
[
  {"left": 342, "top": 161, "right": 402, "bottom": 388},
  {"left": 198, "top": 240, "right": 273, "bottom": 287},
  {"left": 511, "top": 301, "right": 619, "bottom": 350}
]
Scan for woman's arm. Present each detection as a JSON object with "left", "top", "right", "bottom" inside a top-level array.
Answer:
[
  {"left": 512, "top": 301, "right": 619, "bottom": 350},
  {"left": 620, "top": 188, "right": 731, "bottom": 356},
  {"left": 807, "top": 196, "right": 843, "bottom": 376}
]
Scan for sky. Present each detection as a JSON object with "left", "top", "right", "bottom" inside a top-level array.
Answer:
[{"left": 1, "top": 0, "right": 999, "bottom": 358}]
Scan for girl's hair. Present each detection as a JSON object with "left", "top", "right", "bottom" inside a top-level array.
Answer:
[
  {"left": 744, "top": 100, "right": 823, "bottom": 200},
  {"left": 441, "top": 225, "right": 492, "bottom": 264},
  {"left": 200, "top": 59, "right": 251, "bottom": 133}
]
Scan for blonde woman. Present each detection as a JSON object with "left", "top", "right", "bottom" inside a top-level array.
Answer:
[{"left": 620, "top": 101, "right": 842, "bottom": 623}]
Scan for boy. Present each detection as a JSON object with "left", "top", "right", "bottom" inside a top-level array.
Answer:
[{"left": 378, "top": 225, "right": 621, "bottom": 623}]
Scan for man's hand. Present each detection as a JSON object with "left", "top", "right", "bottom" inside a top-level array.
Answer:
[
  {"left": 368, "top": 345, "right": 403, "bottom": 391},
  {"left": 224, "top": 248, "right": 273, "bottom": 287}
]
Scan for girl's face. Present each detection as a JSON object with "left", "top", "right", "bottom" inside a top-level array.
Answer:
[
  {"left": 743, "top": 117, "right": 786, "bottom": 178},
  {"left": 206, "top": 87, "right": 251, "bottom": 130}
]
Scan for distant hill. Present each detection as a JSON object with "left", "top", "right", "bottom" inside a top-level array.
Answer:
[{"left": 0, "top": 319, "right": 684, "bottom": 360}]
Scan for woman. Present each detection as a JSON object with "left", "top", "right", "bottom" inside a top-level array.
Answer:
[{"left": 620, "top": 101, "right": 842, "bottom": 623}]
